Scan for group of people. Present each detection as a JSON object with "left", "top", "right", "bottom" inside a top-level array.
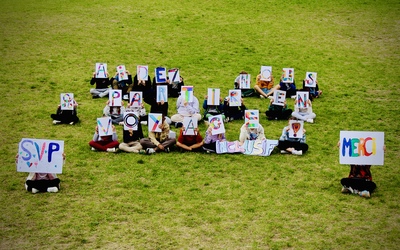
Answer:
[{"left": 31, "top": 67, "right": 377, "bottom": 198}]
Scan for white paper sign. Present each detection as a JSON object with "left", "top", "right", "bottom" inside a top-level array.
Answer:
[
  {"left": 129, "top": 91, "right": 142, "bottom": 108},
  {"left": 260, "top": 66, "right": 272, "bottom": 81},
  {"left": 183, "top": 116, "right": 198, "bottom": 136},
  {"left": 208, "top": 114, "right": 225, "bottom": 135},
  {"left": 295, "top": 91, "right": 309, "bottom": 108},
  {"left": 95, "top": 63, "right": 107, "bottom": 78},
  {"left": 207, "top": 88, "right": 220, "bottom": 105},
  {"left": 148, "top": 113, "right": 163, "bottom": 132},
  {"left": 17, "top": 138, "right": 64, "bottom": 174},
  {"left": 60, "top": 93, "right": 74, "bottom": 110},
  {"left": 239, "top": 74, "right": 251, "bottom": 89},
  {"left": 155, "top": 67, "right": 167, "bottom": 83},
  {"left": 156, "top": 85, "right": 168, "bottom": 102},
  {"left": 97, "top": 117, "right": 113, "bottom": 136},
  {"left": 168, "top": 68, "right": 180, "bottom": 82},
  {"left": 137, "top": 65, "right": 148, "bottom": 81},
  {"left": 282, "top": 68, "right": 294, "bottom": 83},
  {"left": 229, "top": 89, "right": 241, "bottom": 107},
  {"left": 288, "top": 120, "right": 304, "bottom": 139},
  {"left": 109, "top": 89, "right": 122, "bottom": 106},
  {"left": 339, "top": 131, "right": 385, "bottom": 165},
  {"left": 245, "top": 110, "right": 259, "bottom": 128},
  {"left": 272, "top": 90, "right": 286, "bottom": 106},
  {"left": 123, "top": 111, "right": 139, "bottom": 131},
  {"left": 116, "top": 65, "right": 128, "bottom": 80},
  {"left": 305, "top": 72, "right": 317, "bottom": 88},
  {"left": 181, "top": 86, "right": 194, "bottom": 102}
]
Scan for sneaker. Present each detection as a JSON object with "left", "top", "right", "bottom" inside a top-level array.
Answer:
[
  {"left": 146, "top": 148, "right": 155, "bottom": 154},
  {"left": 32, "top": 188, "right": 39, "bottom": 194},
  {"left": 359, "top": 190, "right": 370, "bottom": 198},
  {"left": 140, "top": 121, "right": 147, "bottom": 125},
  {"left": 123, "top": 94, "right": 129, "bottom": 100},
  {"left": 47, "top": 187, "right": 59, "bottom": 193},
  {"left": 224, "top": 117, "right": 229, "bottom": 123},
  {"left": 165, "top": 147, "right": 170, "bottom": 153},
  {"left": 106, "top": 148, "right": 116, "bottom": 152},
  {"left": 267, "top": 96, "right": 274, "bottom": 100},
  {"left": 260, "top": 95, "right": 265, "bottom": 99},
  {"left": 341, "top": 186, "right": 351, "bottom": 194},
  {"left": 306, "top": 119, "right": 314, "bottom": 123},
  {"left": 290, "top": 95, "right": 296, "bottom": 99},
  {"left": 52, "top": 120, "right": 61, "bottom": 125},
  {"left": 292, "top": 150, "right": 303, "bottom": 155},
  {"left": 139, "top": 149, "right": 146, "bottom": 154},
  {"left": 118, "top": 122, "right": 124, "bottom": 126},
  {"left": 175, "top": 122, "right": 183, "bottom": 128},
  {"left": 69, "top": 121, "right": 74, "bottom": 125},
  {"left": 91, "top": 147, "right": 97, "bottom": 151},
  {"left": 280, "top": 150, "right": 289, "bottom": 154}
]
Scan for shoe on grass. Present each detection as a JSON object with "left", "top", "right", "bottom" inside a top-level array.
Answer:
[
  {"left": 53, "top": 120, "right": 61, "bottom": 125},
  {"left": 32, "top": 188, "right": 39, "bottom": 194},
  {"left": 359, "top": 190, "right": 370, "bottom": 198},
  {"left": 146, "top": 148, "right": 155, "bottom": 154},
  {"left": 292, "top": 150, "right": 303, "bottom": 155},
  {"left": 47, "top": 187, "right": 59, "bottom": 193}
]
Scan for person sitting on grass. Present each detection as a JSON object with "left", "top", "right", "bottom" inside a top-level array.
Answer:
[
  {"left": 170, "top": 91, "right": 202, "bottom": 128},
  {"left": 111, "top": 69, "right": 133, "bottom": 100},
  {"left": 140, "top": 115, "right": 176, "bottom": 154},
  {"left": 301, "top": 78, "right": 322, "bottom": 101},
  {"left": 90, "top": 71, "right": 111, "bottom": 99},
  {"left": 291, "top": 98, "right": 316, "bottom": 124},
  {"left": 176, "top": 126, "right": 204, "bottom": 152},
  {"left": 103, "top": 100, "right": 126, "bottom": 125},
  {"left": 254, "top": 72, "right": 278, "bottom": 99},
  {"left": 277, "top": 117, "right": 308, "bottom": 155},
  {"left": 202, "top": 95, "right": 225, "bottom": 122},
  {"left": 276, "top": 76, "right": 297, "bottom": 98},
  {"left": 234, "top": 71, "right": 256, "bottom": 97},
  {"left": 89, "top": 123, "right": 120, "bottom": 152},
  {"left": 202, "top": 119, "right": 226, "bottom": 153},
  {"left": 338, "top": 142, "right": 385, "bottom": 198},
  {"left": 265, "top": 99, "right": 292, "bottom": 121},
  {"left": 223, "top": 96, "right": 247, "bottom": 122},
  {"left": 15, "top": 153, "right": 65, "bottom": 194},
  {"left": 118, "top": 122, "right": 144, "bottom": 153},
  {"left": 51, "top": 100, "right": 79, "bottom": 125},
  {"left": 238, "top": 123, "right": 266, "bottom": 145}
]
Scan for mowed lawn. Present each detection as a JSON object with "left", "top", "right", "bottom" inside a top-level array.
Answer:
[{"left": 0, "top": 0, "right": 399, "bottom": 249}]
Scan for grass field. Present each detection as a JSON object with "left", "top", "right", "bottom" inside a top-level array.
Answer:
[{"left": 1, "top": 0, "right": 399, "bottom": 249}]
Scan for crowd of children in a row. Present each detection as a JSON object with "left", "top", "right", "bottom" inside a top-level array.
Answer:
[{"left": 21, "top": 67, "right": 377, "bottom": 198}]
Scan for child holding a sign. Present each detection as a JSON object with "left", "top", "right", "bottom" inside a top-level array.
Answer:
[
  {"left": 89, "top": 123, "right": 120, "bottom": 152},
  {"left": 338, "top": 138, "right": 385, "bottom": 198},
  {"left": 254, "top": 73, "right": 278, "bottom": 99},
  {"left": 171, "top": 90, "right": 202, "bottom": 128},
  {"left": 140, "top": 115, "right": 176, "bottom": 154},
  {"left": 111, "top": 68, "right": 133, "bottom": 100},
  {"left": 291, "top": 95, "right": 316, "bottom": 123},
  {"left": 119, "top": 125, "right": 144, "bottom": 153},
  {"left": 239, "top": 123, "right": 266, "bottom": 144},
  {"left": 277, "top": 117, "right": 308, "bottom": 155},
  {"left": 223, "top": 96, "right": 247, "bottom": 122},
  {"left": 51, "top": 95, "right": 79, "bottom": 125},
  {"left": 15, "top": 152, "right": 64, "bottom": 193},
  {"left": 202, "top": 119, "right": 226, "bottom": 153},
  {"left": 90, "top": 71, "right": 111, "bottom": 99},
  {"left": 234, "top": 71, "right": 256, "bottom": 97},
  {"left": 103, "top": 100, "right": 126, "bottom": 125},
  {"left": 176, "top": 126, "right": 204, "bottom": 152},
  {"left": 265, "top": 98, "right": 292, "bottom": 120},
  {"left": 203, "top": 96, "right": 225, "bottom": 121}
]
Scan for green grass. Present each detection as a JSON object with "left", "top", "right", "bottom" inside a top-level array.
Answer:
[{"left": 1, "top": 0, "right": 399, "bottom": 249}]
